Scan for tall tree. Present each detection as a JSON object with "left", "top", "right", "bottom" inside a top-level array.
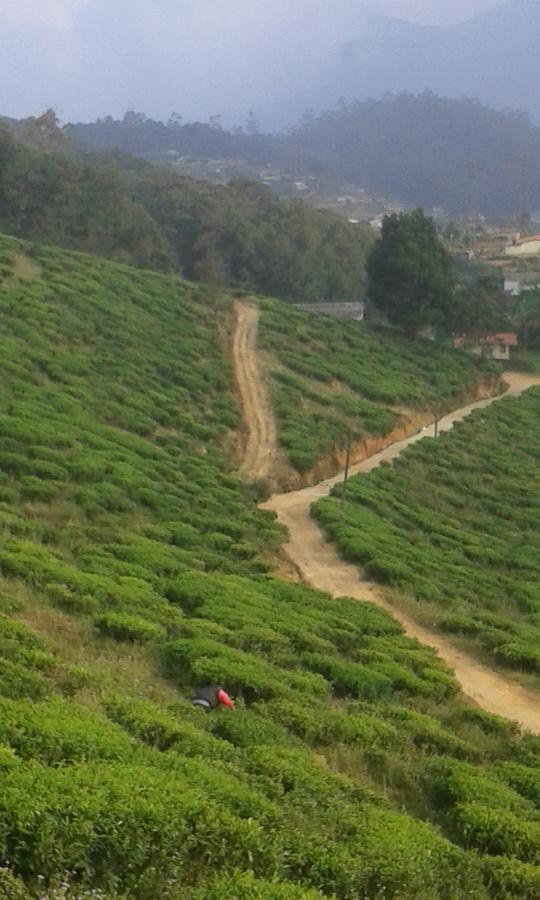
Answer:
[
  {"left": 367, "top": 209, "right": 456, "bottom": 338},
  {"left": 452, "top": 270, "right": 511, "bottom": 348}
]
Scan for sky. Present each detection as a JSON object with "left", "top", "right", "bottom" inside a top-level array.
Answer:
[{"left": 0, "top": 1, "right": 507, "bottom": 126}]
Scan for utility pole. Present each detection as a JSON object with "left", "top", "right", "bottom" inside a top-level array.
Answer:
[
  {"left": 340, "top": 433, "right": 352, "bottom": 517},
  {"left": 433, "top": 380, "right": 441, "bottom": 438}
]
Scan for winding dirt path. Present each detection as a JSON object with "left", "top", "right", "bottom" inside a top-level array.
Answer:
[
  {"left": 231, "top": 303, "right": 540, "bottom": 729},
  {"left": 233, "top": 301, "right": 278, "bottom": 479},
  {"left": 263, "top": 372, "right": 540, "bottom": 732}
]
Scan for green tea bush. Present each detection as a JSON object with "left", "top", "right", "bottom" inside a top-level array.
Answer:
[
  {"left": 187, "top": 870, "right": 324, "bottom": 899},
  {"left": 0, "top": 619, "right": 53, "bottom": 699},
  {"left": 211, "top": 708, "right": 298, "bottom": 749},
  {"left": 0, "top": 761, "right": 278, "bottom": 895},
  {"left": 495, "top": 762, "right": 540, "bottom": 808},
  {"left": 0, "top": 868, "right": 30, "bottom": 900},
  {"left": 259, "top": 299, "right": 494, "bottom": 473},
  {"left": 302, "top": 653, "right": 393, "bottom": 700},
  {"left": 388, "top": 711, "right": 481, "bottom": 760},
  {"left": 58, "top": 664, "right": 93, "bottom": 697},
  {"left": 94, "top": 612, "right": 166, "bottom": 643},
  {"left": 104, "top": 695, "right": 235, "bottom": 761},
  {"left": 0, "top": 656, "right": 48, "bottom": 702},
  {"left": 453, "top": 802, "right": 540, "bottom": 862},
  {"left": 483, "top": 854, "right": 540, "bottom": 899},
  {"left": 0, "top": 697, "right": 136, "bottom": 765},
  {"left": 427, "top": 759, "right": 533, "bottom": 816}
]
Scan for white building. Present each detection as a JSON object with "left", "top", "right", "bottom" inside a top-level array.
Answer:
[
  {"left": 503, "top": 272, "right": 540, "bottom": 296},
  {"left": 454, "top": 333, "right": 518, "bottom": 361},
  {"left": 505, "top": 235, "right": 540, "bottom": 257}
]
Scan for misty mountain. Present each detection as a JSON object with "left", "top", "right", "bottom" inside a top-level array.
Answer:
[
  {"left": 65, "top": 92, "right": 540, "bottom": 217},
  {"left": 331, "top": 0, "right": 540, "bottom": 123}
]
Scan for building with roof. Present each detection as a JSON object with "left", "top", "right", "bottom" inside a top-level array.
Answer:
[
  {"left": 505, "top": 235, "right": 540, "bottom": 257},
  {"left": 453, "top": 332, "right": 518, "bottom": 361},
  {"left": 293, "top": 301, "right": 365, "bottom": 321}
]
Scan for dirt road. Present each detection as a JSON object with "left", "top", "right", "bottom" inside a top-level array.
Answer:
[
  {"left": 263, "top": 371, "right": 540, "bottom": 731},
  {"left": 231, "top": 302, "right": 540, "bottom": 729},
  {"left": 233, "top": 302, "right": 278, "bottom": 479}
]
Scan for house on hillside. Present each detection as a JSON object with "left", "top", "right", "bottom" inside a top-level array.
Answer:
[
  {"left": 453, "top": 332, "right": 518, "bottom": 361},
  {"left": 505, "top": 235, "right": 540, "bottom": 257}
]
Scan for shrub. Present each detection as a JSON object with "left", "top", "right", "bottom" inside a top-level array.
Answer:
[
  {"left": 58, "top": 665, "right": 93, "bottom": 697},
  {"left": 0, "top": 868, "right": 31, "bottom": 900},
  {"left": 453, "top": 802, "right": 540, "bottom": 862},
  {"left": 493, "top": 642, "right": 540, "bottom": 673},
  {"left": 0, "top": 658, "right": 51, "bottom": 701},
  {"left": 302, "top": 653, "right": 393, "bottom": 700},
  {"left": 187, "top": 871, "right": 323, "bottom": 899},
  {"left": 94, "top": 612, "right": 166, "bottom": 643},
  {"left": 495, "top": 762, "right": 540, "bottom": 808},
  {"left": 483, "top": 854, "right": 540, "bottom": 899},
  {"left": 211, "top": 708, "right": 297, "bottom": 749},
  {"left": 104, "top": 695, "right": 235, "bottom": 761},
  {"left": 0, "top": 697, "right": 137, "bottom": 766}
]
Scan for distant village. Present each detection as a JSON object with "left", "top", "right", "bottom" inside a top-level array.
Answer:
[
  {"left": 151, "top": 150, "right": 407, "bottom": 229},
  {"left": 152, "top": 149, "right": 540, "bottom": 365}
]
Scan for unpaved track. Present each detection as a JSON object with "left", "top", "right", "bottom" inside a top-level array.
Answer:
[
  {"left": 263, "top": 372, "right": 540, "bottom": 732},
  {"left": 233, "top": 302, "right": 277, "bottom": 479},
  {"left": 231, "top": 303, "right": 540, "bottom": 729}
]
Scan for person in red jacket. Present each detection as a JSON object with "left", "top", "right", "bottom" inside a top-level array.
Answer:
[{"left": 191, "top": 684, "right": 234, "bottom": 711}]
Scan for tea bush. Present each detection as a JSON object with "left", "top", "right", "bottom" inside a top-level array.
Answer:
[
  {"left": 259, "top": 299, "right": 497, "bottom": 472},
  {"left": 94, "top": 612, "right": 166, "bottom": 643},
  {"left": 483, "top": 855, "right": 540, "bottom": 899},
  {"left": 0, "top": 236, "right": 539, "bottom": 896}
]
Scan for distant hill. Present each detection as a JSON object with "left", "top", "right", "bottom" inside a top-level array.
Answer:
[
  {"left": 67, "top": 92, "right": 540, "bottom": 217},
  {"left": 330, "top": 0, "right": 540, "bottom": 124}
]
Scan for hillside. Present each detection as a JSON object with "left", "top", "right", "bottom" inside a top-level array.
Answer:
[
  {"left": 2, "top": 235, "right": 540, "bottom": 897},
  {"left": 67, "top": 91, "right": 540, "bottom": 217},
  {"left": 0, "top": 119, "right": 372, "bottom": 303},
  {"left": 336, "top": 1, "right": 540, "bottom": 125},
  {"left": 258, "top": 299, "right": 499, "bottom": 477},
  {"left": 314, "top": 388, "right": 540, "bottom": 688}
]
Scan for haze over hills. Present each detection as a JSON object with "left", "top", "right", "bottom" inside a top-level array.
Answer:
[
  {"left": 0, "top": 1, "right": 537, "bottom": 129},
  {"left": 330, "top": 0, "right": 540, "bottom": 124},
  {"left": 65, "top": 92, "right": 540, "bottom": 217}
]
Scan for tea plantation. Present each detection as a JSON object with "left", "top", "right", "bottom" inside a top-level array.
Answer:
[
  {"left": 0, "top": 234, "right": 540, "bottom": 898},
  {"left": 314, "top": 390, "right": 540, "bottom": 685},
  {"left": 258, "top": 300, "right": 498, "bottom": 472}
]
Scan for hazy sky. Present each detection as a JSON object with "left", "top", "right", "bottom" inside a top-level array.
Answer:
[{"left": 0, "top": 1, "right": 507, "bottom": 125}]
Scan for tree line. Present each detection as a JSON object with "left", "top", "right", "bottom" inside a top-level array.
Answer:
[
  {"left": 66, "top": 94, "right": 540, "bottom": 217},
  {"left": 0, "top": 116, "right": 372, "bottom": 303}
]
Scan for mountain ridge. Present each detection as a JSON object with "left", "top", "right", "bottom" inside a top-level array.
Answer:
[{"left": 334, "top": 0, "right": 539, "bottom": 122}]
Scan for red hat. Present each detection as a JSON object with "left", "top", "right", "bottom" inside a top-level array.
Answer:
[{"left": 217, "top": 688, "right": 234, "bottom": 708}]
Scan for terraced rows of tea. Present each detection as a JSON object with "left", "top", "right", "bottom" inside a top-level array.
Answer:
[
  {"left": 258, "top": 300, "right": 497, "bottom": 472},
  {"left": 314, "top": 390, "right": 540, "bottom": 686},
  {"left": 1, "top": 233, "right": 540, "bottom": 898}
]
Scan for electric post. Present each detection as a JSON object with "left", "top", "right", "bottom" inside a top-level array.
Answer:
[{"left": 340, "top": 432, "right": 352, "bottom": 518}]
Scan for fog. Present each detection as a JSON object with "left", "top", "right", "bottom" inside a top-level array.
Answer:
[{"left": 0, "top": 1, "right": 509, "bottom": 126}]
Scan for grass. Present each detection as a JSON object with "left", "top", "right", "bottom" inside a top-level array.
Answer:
[
  {"left": 314, "top": 388, "right": 540, "bottom": 688},
  {"left": 0, "top": 233, "right": 539, "bottom": 898},
  {"left": 258, "top": 299, "right": 500, "bottom": 472}
]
